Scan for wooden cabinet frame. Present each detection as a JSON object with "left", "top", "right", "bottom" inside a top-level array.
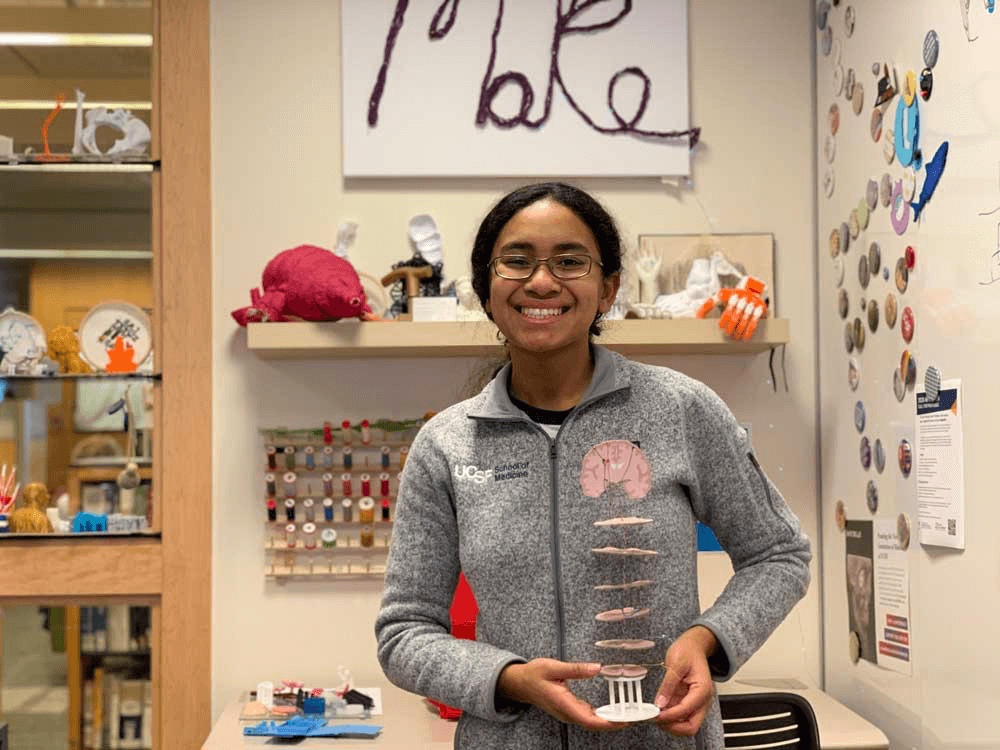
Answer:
[{"left": 0, "top": 1, "right": 212, "bottom": 748}]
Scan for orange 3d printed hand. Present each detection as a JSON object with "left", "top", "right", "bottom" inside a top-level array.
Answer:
[{"left": 695, "top": 277, "right": 768, "bottom": 340}]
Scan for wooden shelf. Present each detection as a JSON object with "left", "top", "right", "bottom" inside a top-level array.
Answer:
[{"left": 247, "top": 318, "right": 790, "bottom": 358}]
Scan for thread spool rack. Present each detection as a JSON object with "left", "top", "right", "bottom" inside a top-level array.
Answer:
[{"left": 259, "top": 418, "right": 423, "bottom": 581}]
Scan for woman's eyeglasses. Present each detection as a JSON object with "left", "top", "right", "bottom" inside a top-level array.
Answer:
[{"left": 491, "top": 254, "right": 601, "bottom": 280}]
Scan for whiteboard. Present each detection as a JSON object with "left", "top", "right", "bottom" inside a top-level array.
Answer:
[
  {"left": 816, "top": 1, "right": 1000, "bottom": 748},
  {"left": 341, "top": 0, "right": 693, "bottom": 177}
]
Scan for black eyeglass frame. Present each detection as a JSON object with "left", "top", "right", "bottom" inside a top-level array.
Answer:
[{"left": 490, "top": 254, "right": 604, "bottom": 281}]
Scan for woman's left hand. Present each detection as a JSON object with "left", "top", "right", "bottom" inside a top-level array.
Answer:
[{"left": 652, "top": 625, "right": 717, "bottom": 737}]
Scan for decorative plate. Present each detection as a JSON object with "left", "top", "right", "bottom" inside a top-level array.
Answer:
[
  {"left": 0, "top": 308, "right": 47, "bottom": 373},
  {"left": 77, "top": 301, "right": 152, "bottom": 370}
]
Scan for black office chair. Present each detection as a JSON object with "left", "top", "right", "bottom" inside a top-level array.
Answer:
[{"left": 718, "top": 692, "right": 821, "bottom": 750}]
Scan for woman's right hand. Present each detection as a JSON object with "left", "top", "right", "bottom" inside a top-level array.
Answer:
[{"left": 497, "top": 659, "right": 624, "bottom": 731}]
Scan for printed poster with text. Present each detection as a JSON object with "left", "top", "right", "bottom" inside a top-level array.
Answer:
[{"left": 916, "top": 379, "right": 965, "bottom": 549}]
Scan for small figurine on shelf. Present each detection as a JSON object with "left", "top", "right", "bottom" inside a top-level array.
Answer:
[
  {"left": 8, "top": 481, "right": 54, "bottom": 534},
  {"left": 48, "top": 324, "right": 93, "bottom": 374}
]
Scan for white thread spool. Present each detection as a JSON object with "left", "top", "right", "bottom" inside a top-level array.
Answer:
[
  {"left": 285, "top": 523, "right": 297, "bottom": 547},
  {"left": 302, "top": 522, "right": 317, "bottom": 550},
  {"left": 282, "top": 472, "right": 297, "bottom": 498},
  {"left": 302, "top": 497, "right": 315, "bottom": 522}
]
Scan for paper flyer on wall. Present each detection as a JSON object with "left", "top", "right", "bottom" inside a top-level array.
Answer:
[
  {"left": 845, "top": 519, "right": 912, "bottom": 673},
  {"left": 873, "top": 518, "right": 912, "bottom": 674},
  {"left": 915, "top": 379, "right": 965, "bottom": 549}
]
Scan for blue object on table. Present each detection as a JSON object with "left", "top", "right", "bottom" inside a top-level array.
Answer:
[
  {"left": 303, "top": 696, "right": 325, "bottom": 714},
  {"left": 73, "top": 512, "right": 108, "bottom": 532},
  {"left": 243, "top": 717, "right": 382, "bottom": 738}
]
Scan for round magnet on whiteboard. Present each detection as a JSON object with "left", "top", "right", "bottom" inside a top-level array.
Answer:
[
  {"left": 845, "top": 68, "right": 856, "bottom": 100},
  {"left": 901, "top": 306, "right": 914, "bottom": 342},
  {"left": 860, "top": 436, "right": 872, "bottom": 470},
  {"left": 834, "top": 255, "right": 846, "bottom": 287},
  {"left": 858, "top": 254, "right": 870, "bottom": 289},
  {"left": 823, "top": 167, "right": 836, "bottom": 197},
  {"left": 817, "top": 0, "right": 831, "bottom": 30},
  {"left": 833, "top": 64, "right": 844, "bottom": 95},
  {"left": 905, "top": 245, "right": 916, "bottom": 269},
  {"left": 849, "top": 209, "right": 860, "bottom": 239},
  {"left": 880, "top": 173, "right": 892, "bottom": 206},
  {"left": 854, "top": 400, "right": 866, "bottom": 432},
  {"left": 890, "top": 180, "right": 910, "bottom": 235},
  {"left": 897, "top": 513, "right": 910, "bottom": 550},
  {"left": 900, "top": 349, "right": 912, "bottom": 380},
  {"left": 852, "top": 82, "right": 865, "bottom": 115},
  {"left": 883, "top": 266, "right": 890, "bottom": 281},
  {"left": 903, "top": 70, "right": 917, "bottom": 106},
  {"left": 829, "top": 227, "right": 842, "bottom": 257},
  {"left": 893, "top": 368, "right": 906, "bottom": 401},
  {"left": 848, "top": 356, "right": 860, "bottom": 390},
  {"left": 838, "top": 288, "right": 849, "bottom": 318},
  {"left": 835, "top": 500, "right": 847, "bottom": 531},
  {"left": 849, "top": 631, "right": 862, "bottom": 663},
  {"left": 821, "top": 25, "right": 833, "bottom": 55},
  {"left": 845, "top": 321, "right": 855, "bottom": 353},
  {"left": 859, "top": 296, "right": 866, "bottom": 313},
  {"left": 923, "top": 30, "right": 940, "bottom": 68},
  {"left": 829, "top": 102, "right": 840, "bottom": 135},
  {"left": 824, "top": 133, "right": 836, "bottom": 163},
  {"left": 867, "top": 298, "right": 879, "bottom": 332},
  {"left": 866, "top": 479, "right": 879, "bottom": 513},
  {"left": 853, "top": 317, "right": 865, "bottom": 351},
  {"left": 902, "top": 170, "right": 916, "bottom": 201},
  {"left": 874, "top": 438, "right": 886, "bottom": 473},
  {"left": 857, "top": 198, "right": 870, "bottom": 230},
  {"left": 919, "top": 68, "right": 933, "bottom": 101},
  {"left": 844, "top": 5, "right": 856, "bottom": 36},
  {"left": 869, "top": 106, "right": 883, "bottom": 142},
  {"left": 868, "top": 241, "right": 881, "bottom": 274},
  {"left": 898, "top": 439, "right": 912, "bottom": 477},
  {"left": 884, "top": 293, "right": 898, "bottom": 328},
  {"left": 883, "top": 128, "right": 896, "bottom": 164},
  {"left": 866, "top": 180, "right": 879, "bottom": 210},
  {"left": 905, "top": 353, "right": 917, "bottom": 387},
  {"left": 924, "top": 365, "right": 941, "bottom": 400},
  {"left": 895, "top": 257, "right": 908, "bottom": 293},
  {"left": 840, "top": 222, "right": 850, "bottom": 253}
]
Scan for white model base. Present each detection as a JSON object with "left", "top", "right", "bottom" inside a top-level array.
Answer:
[{"left": 595, "top": 702, "right": 660, "bottom": 723}]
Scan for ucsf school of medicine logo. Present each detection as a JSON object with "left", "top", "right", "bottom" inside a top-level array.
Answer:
[{"left": 453, "top": 462, "right": 529, "bottom": 484}]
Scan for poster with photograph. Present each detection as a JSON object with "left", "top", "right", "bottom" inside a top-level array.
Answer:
[
  {"left": 873, "top": 518, "right": 912, "bottom": 674},
  {"left": 845, "top": 520, "right": 876, "bottom": 664}
]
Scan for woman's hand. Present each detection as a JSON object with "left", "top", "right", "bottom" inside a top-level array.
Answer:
[
  {"left": 653, "top": 626, "right": 717, "bottom": 737},
  {"left": 497, "top": 659, "right": 623, "bottom": 731}
]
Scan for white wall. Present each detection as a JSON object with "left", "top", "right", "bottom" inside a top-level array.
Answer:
[{"left": 210, "top": 0, "right": 819, "bottom": 719}]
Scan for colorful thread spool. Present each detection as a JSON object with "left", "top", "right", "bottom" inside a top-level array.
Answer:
[
  {"left": 265, "top": 473, "right": 277, "bottom": 497},
  {"left": 341, "top": 420, "right": 352, "bottom": 444},
  {"left": 358, "top": 497, "right": 375, "bottom": 524},
  {"left": 360, "top": 473, "right": 371, "bottom": 497},
  {"left": 284, "top": 498, "right": 296, "bottom": 521},
  {"left": 321, "top": 528, "right": 337, "bottom": 548},
  {"left": 321, "top": 472, "right": 333, "bottom": 497},
  {"left": 380, "top": 472, "right": 391, "bottom": 497},
  {"left": 342, "top": 446, "right": 353, "bottom": 469},
  {"left": 361, "top": 419, "right": 371, "bottom": 445},
  {"left": 323, "top": 497, "right": 334, "bottom": 521},
  {"left": 399, "top": 446, "right": 408, "bottom": 471},
  {"left": 341, "top": 473, "right": 353, "bottom": 497},
  {"left": 341, "top": 498, "right": 353, "bottom": 522},
  {"left": 304, "top": 446, "right": 316, "bottom": 470},
  {"left": 303, "top": 497, "right": 315, "bottom": 523},
  {"left": 266, "top": 499, "right": 277, "bottom": 522},
  {"left": 283, "top": 446, "right": 296, "bottom": 470},
  {"left": 302, "top": 522, "right": 317, "bottom": 550},
  {"left": 321, "top": 446, "right": 334, "bottom": 468},
  {"left": 282, "top": 472, "right": 297, "bottom": 498},
  {"left": 266, "top": 445, "right": 277, "bottom": 470},
  {"left": 381, "top": 498, "right": 391, "bottom": 522},
  {"left": 285, "top": 523, "right": 297, "bottom": 547},
  {"left": 323, "top": 421, "right": 333, "bottom": 444},
  {"left": 360, "top": 525, "right": 375, "bottom": 548},
  {"left": 381, "top": 446, "right": 391, "bottom": 469}
]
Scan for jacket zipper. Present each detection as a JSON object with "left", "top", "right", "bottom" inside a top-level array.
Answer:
[{"left": 547, "top": 438, "right": 570, "bottom": 750}]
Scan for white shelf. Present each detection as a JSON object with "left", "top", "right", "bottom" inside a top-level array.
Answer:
[{"left": 247, "top": 318, "right": 790, "bottom": 359}]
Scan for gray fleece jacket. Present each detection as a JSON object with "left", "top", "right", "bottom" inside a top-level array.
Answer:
[{"left": 376, "top": 346, "right": 811, "bottom": 750}]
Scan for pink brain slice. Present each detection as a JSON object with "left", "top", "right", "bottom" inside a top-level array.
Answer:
[
  {"left": 599, "top": 664, "right": 649, "bottom": 679},
  {"left": 594, "top": 639, "right": 656, "bottom": 650},
  {"left": 595, "top": 606, "right": 651, "bottom": 622},
  {"left": 580, "top": 440, "right": 652, "bottom": 499}
]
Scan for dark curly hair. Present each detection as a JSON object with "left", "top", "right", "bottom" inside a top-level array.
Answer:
[{"left": 470, "top": 183, "right": 623, "bottom": 337}]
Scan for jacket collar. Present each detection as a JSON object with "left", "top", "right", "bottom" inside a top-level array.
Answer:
[{"left": 469, "top": 345, "right": 631, "bottom": 420}]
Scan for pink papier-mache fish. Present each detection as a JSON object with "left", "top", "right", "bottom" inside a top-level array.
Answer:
[{"left": 231, "top": 244, "right": 377, "bottom": 326}]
